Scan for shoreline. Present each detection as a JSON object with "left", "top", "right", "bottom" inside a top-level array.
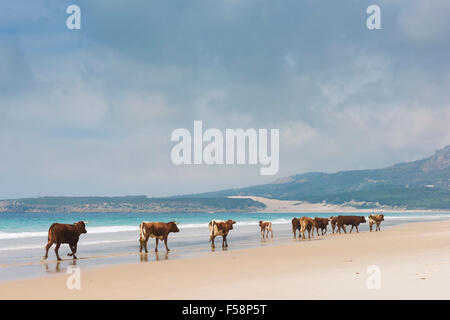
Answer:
[{"left": 1, "top": 219, "right": 449, "bottom": 299}]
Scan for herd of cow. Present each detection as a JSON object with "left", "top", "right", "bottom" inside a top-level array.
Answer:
[{"left": 41, "top": 214, "right": 385, "bottom": 261}]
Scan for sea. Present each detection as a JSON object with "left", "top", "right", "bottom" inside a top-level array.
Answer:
[{"left": 1, "top": 211, "right": 450, "bottom": 282}]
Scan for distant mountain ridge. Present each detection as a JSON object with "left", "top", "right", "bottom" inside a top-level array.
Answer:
[
  {"left": 183, "top": 146, "right": 450, "bottom": 209},
  {"left": 0, "top": 196, "right": 265, "bottom": 214}
]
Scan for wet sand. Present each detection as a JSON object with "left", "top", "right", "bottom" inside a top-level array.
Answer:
[{"left": 0, "top": 219, "right": 449, "bottom": 299}]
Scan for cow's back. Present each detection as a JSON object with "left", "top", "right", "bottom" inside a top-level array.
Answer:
[
  {"left": 142, "top": 222, "right": 169, "bottom": 240},
  {"left": 48, "top": 223, "right": 76, "bottom": 243},
  {"left": 209, "top": 220, "right": 227, "bottom": 237},
  {"left": 338, "top": 215, "right": 363, "bottom": 225}
]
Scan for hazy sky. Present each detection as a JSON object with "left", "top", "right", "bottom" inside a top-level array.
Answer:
[{"left": 1, "top": 0, "right": 449, "bottom": 198}]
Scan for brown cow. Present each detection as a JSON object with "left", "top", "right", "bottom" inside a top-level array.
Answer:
[
  {"left": 43, "top": 221, "right": 87, "bottom": 261},
  {"left": 292, "top": 218, "right": 301, "bottom": 239},
  {"left": 259, "top": 221, "right": 273, "bottom": 239},
  {"left": 330, "top": 216, "right": 339, "bottom": 234},
  {"left": 368, "top": 214, "right": 384, "bottom": 232},
  {"left": 313, "top": 217, "right": 329, "bottom": 236},
  {"left": 336, "top": 215, "right": 366, "bottom": 234},
  {"left": 139, "top": 221, "right": 180, "bottom": 253},
  {"left": 300, "top": 217, "right": 315, "bottom": 239},
  {"left": 209, "top": 219, "right": 236, "bottom": 248}
]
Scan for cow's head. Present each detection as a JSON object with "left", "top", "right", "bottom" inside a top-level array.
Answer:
[
  {"left": 75, "top": 221, "right": 87, "bottom": 234},
  {"left": 259, "top": 220, "right": 263, "bottom": 226},
  {"left": 380, "top": 214, "right": 384, "bottom": 221},
  {"left": 360, "top": 216, "right": 367, "bottom": 223},
  {"left": 168, "top": 221, "right": 180, "bottom": 233},
  {"left": 227, "top": 219, "right": 236, "bottom": 230}
]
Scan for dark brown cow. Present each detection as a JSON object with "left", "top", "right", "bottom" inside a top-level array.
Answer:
[
  {"left": 330, "top": 216, "right": 339, "bottom": 234},
  {"left": 43, "top": 221, "right": 87, "bottom": 261},
  {"left": 292, "top": 218, "right": 301, "bottom": 239},
  {"left": 368, "top": 214, "right": 384, "bottom": 232},
  {"left": 209, "top": 219, "right": 236, "bottom": 248},
  {"left": 300, "top": 216, "right": 315, "bottom": 239},
  {"left": 139, "top": 221, "right": 180, "bottom": 253},
  {"left": 336, "top": 215, "right": 366, "bottom": 234},
  {"left": 313, "top": 217, "right": 329, "bottom": 236},
  {"left": 259, "top": 221, "right": 273, "bottom": 239}
]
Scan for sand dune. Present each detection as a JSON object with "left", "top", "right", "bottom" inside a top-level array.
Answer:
[{"left": 229, "top": 195, "right": 450, "bottom": 213}]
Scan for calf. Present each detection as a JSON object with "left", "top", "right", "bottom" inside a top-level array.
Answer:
[
  {"left": 292, "top": 218, "right": 301, "bottom": 239},
  {"left": 336, "top": 215, "right": 366, "bottom": 234},
  {"left": 368, "top": 214, "right": 384, "bottom": 232},
  {"left": 313, "top": 217, "right": 329, "bottom": 236},
  {"left": 209, "top": 219, "right": 236, "bottom": 249},
  {"left": 259, "top": 221, "right": 273, "bottom": 239},
  {"left": 43, "top": 221, "right": 87, "bottom": 261},
  {"left": 300, "top": 217, "right": 315, "bottom": 239},
  {"left": 139, "top": 221, "right": 180, "bottom": 253}
]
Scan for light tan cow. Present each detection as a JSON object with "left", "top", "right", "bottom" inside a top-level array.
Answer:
[
  {"left": 368, "top": 214, "right": 384, "bottom": 232},
  {"left": 300, "top": 217, "right": 315, "bottom": 239},
  {"left": 208, "top": 219, "right": 236, "bottom": 248},
  {"left": 259, "top": 221, "right": 273, "bottom": 239}
]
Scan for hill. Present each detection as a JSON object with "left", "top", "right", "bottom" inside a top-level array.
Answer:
[
  {"left": 182, "top": 146, "right": 450, "bottom": 210},
  {"left": 0, "top": 196, "right": 265, "bottom": 213}
]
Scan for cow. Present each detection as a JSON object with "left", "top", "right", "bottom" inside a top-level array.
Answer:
[
  {"left": 336, "top": 215, "right": 366, "bottom": 234},
  {"left": 292, "top": 218, "right": 301, "bottom": 239},
  {"left": 43, "top": 221, "right": 87, "bottom": 261},
  {"left": 368, "top": 214, "right": 384, "bottom": 232},
  {"left": 259, "top": 221, "right": 273, "bottom": 239},
  {"left": 209, "top": 219, "right": 236, "bottom": 249},
  {"left": 313, "top": 217, "right": 329, "bottom": 236},
  {"left": 300, "top": 217, "right": 315, "bottom": 239},
  {"left": 139, "top": 221, "right": 180, "bottom": 253},
  {"left": 330, "top": 216, "right": 339, "bottom": 234}
]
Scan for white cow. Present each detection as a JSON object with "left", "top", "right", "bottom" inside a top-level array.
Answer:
[{"left": 208, "top": 219, "right": 236, "bottom": 248}]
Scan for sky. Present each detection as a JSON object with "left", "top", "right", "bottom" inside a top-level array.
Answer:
[{"left": 0, "top": 0, "right": 449, "bottom": 199}]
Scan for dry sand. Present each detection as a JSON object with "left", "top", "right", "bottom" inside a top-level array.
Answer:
[{"left": 0, "top": 219, "right": 449, "bottom": 299}]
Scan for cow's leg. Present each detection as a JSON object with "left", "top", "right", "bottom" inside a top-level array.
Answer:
[
  {"left": 369, "top": 223, "right": 373, "bottom": 232},
  {"left": 342, "top": 225, "right": 347, "bottom": 234},
  {"left": 293, "top": 228, "right": 297, "bottom": 239},
  {"left": 67, "top": 243, "right": 78, "bottom": 259},
  {"left": 270, "top": 228, "right": 273, "bottom": 239},
  {"left": 377, "top": 223, "right": 381, "bottom": 231},
  {"left": 356, "top": 225, "right": 360, "bottom": 233},
  {"left": 164, "top": 238, "right": 170, "bottom": 252},
  {"left": 43, "top": 241, "right": 53, "bottom": 260},
  {"left": 143, "top": 236, "right": 149, "bottom": 253},
  {"left": 210, "top": 236, "right": 215, "bottom": 249},
  {"left": 222, "top": 235, "right": 227, "bottom": 248},
  {"left": 155, "top": 238, "right": 159, "bottom": 252},
  {"left": 349, "top": 225, "right": 354, "bottom": 234},
  {"left": 54, "top": 243, "right": 62, "bottom": 261}
]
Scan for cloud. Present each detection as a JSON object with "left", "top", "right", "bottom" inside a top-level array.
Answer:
[{"left": 0, "top": 1, "right": 449, "bottom": 198}]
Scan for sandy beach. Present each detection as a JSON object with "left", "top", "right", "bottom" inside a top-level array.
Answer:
[{"left": 0, "top": 219, "right": 449, "bottom": 299}]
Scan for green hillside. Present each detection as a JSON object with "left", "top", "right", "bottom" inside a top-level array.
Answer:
[{"left": 183, "top": 146, "right": 450, "bottom": 209}]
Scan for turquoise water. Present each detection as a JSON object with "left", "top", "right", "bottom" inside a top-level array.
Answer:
[{"left": 0, "top": 211, "right": 449, "bottom": 282}]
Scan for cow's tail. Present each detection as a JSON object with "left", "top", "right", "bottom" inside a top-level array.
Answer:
[
  {"left": 139, "top": 222, "right": 146, "bottom": 241},
  {"left": 48, "top": 223, "right": 56, "bottom": 241},
  {"left": 208, "top": 221, "right": 214, "bottom": 242}
]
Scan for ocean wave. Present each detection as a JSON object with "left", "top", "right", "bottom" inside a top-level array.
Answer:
[{"left": 0, "top": 215, "right": 448, "bottom": 241}]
